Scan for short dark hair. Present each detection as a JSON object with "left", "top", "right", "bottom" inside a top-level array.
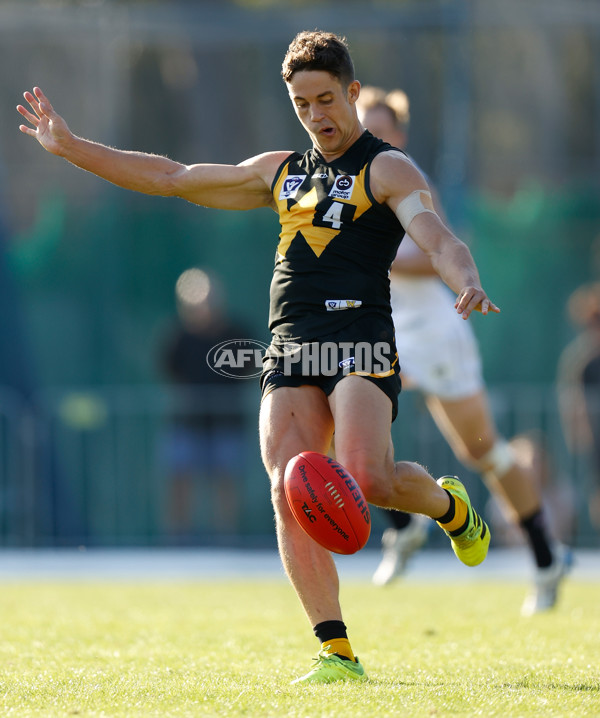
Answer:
[{"left": 281, "top": 30, "right": 355, "bottom": 86}]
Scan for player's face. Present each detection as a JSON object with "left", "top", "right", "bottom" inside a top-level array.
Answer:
[
  {"left": 287, "top": 70, "right": 362, "bottom": 161},
  {"left": 360, "top": 106, "right": 406, "bottom": 149}
]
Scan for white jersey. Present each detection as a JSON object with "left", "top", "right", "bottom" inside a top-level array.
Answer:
[{"left": 392, "top": 274, "right": 484, "bottom": 399}]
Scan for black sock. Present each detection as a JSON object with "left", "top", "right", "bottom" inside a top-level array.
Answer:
[
  {"left": 433, "top": 490, "right": 456, "bottom": 524},
  {"left": 313, "top": 620, "right": 347, "bottom": 644},
  {"left": 520, "top": 509, "right": 553, "bottom": 568},
  {"left": 385, "top": 509, "right": 412, "bottom": 530}
]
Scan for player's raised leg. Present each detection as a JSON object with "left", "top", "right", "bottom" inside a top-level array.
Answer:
[{"left": 328, "top": 375, "right": 490, "bottom": 566}]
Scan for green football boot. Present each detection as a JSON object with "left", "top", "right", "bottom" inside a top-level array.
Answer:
[
  {"left": 437, "top": 476, "right": 490, "bottom": 567},
  {"left": 291, "top": 649, "right": 368, "bottom": 685}
]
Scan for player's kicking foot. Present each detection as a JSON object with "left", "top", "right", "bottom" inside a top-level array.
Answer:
[
  {"left": 521, "top": 544, "right": 574, "bottom": 616},
  {"left": 437, "top": 476, "right": 490, "bottom": 567},
  {"left": 291, "top": 649, "right": 368, "bottom": 684},
  {"left": 372, "top": 516, "right": 429, "bottom": 586}
]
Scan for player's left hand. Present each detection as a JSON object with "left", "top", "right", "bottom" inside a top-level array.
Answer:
[
  {"left": 455, "top": 286, "right": 501, "bottom": 319},
  {"left": 16, "top": 87, "right": 72, "bottom": 156}
]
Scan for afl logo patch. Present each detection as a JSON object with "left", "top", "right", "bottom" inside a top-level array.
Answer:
[
  {"left": 279, "top": 175, "right": 306, "bottom": 200},
  {"left": 329, "top": 174, "right": 355, "bottom": 200}
]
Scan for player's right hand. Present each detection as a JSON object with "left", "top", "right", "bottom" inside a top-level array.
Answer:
[
  {"left": 455, "top": 286, "right": 501, "bottom": 320},
  {"left": 17, "top": 87, "right": 72, "bottom": 155}
]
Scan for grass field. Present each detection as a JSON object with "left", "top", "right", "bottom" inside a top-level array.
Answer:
[{"left": 0, "top": 578, "right": 598, "bottom": 717}]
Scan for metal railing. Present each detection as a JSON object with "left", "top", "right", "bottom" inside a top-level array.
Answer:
[{"left": 0, "top": 383, "right": 597, "bottom": 548}]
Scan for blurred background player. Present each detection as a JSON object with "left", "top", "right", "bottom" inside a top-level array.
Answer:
[
  {"left": 557, "top": 281, "right": 600, "bottom": 531},
  {"left": 357, "top": 85, "right": 571, "bottom": 615},
  {"left": 158, "top": 267, "right": 248, "bottom": 541},
  {"left": 485, "top": 430, "right": 577, "bottom": 549}
]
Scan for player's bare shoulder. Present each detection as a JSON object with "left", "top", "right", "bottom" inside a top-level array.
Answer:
[
  {"left": 369, "top": 148, "right": 429, "bottom": 206},
  {"left": 238, "top": 151, "right": 295, "bottom": 208}
]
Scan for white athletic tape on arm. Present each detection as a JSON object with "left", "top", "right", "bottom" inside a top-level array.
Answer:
[{"left": 395, "top": 190, "right": 436, "bottom": 230}]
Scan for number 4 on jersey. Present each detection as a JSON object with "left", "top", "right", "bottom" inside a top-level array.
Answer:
[{"left": 321, "top": 201, "right": 344, "bottom": 229}]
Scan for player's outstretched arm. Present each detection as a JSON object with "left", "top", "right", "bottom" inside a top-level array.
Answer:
[
  {"left": 391, "top": 182, "right": 451, "bottom": 277},
  {"left": 409, "top": 217, "right": 501, "bottom": 319},
  {"left": 410, "top": 214, "right": 500, "bottom": 319},
  {"left": 17, "top": 87, "right": 282, "bottom": 211},
  {"left": 372, "top": 151, "right": 500, "bottom": 319}
]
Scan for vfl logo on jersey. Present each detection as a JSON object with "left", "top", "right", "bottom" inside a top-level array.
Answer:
[
  {"left": 279, "top": 175, "right": 306, "bottom": 200},
  {"left": 329, "top": 174, "right": 355, "bottom": 200},
  {"left": 325, "top": 299, "right": 363, "bottom": 311}
]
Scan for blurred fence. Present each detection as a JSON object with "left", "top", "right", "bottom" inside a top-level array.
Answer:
[
  {"left": 0, "top": 382, "right": 597, "bottom": 549},
  {"left": 2, "top": 0, "right": 600, "bottom": 395},
  {"left": 1, "top": 0, "right": 600, "bottom": 552}
]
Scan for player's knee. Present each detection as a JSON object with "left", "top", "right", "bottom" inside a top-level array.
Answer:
[
  {"left": 341, "top": 454, "right": 390, "bottom": 505},
  {"left": 466, "top": 439, "right": 515, "bottom": 478},
  {"left": 269, "top": 471, "right": 288, "bottom": 514}
]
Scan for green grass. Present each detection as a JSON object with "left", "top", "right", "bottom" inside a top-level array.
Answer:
[{"left": 0, "top": 578, "right": 598, "bottom": 717}]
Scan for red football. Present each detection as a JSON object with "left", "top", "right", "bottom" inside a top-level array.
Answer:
[{"left": 284, "top": 451, "right": 371, "bottom": 554}]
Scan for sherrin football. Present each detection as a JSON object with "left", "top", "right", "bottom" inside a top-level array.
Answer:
[{"left": 284, "top": 451, "right": 371, "bottom": 554}]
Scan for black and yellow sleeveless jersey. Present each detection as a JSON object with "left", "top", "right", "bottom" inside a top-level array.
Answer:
[{"left": 269, "top": 130, "right": 405, "bottom": 342}]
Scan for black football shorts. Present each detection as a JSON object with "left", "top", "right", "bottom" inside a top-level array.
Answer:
[{"left": 260, "top": 312, "right": 402, "bottom": 421}]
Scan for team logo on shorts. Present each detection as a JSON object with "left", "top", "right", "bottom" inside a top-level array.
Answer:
[
  {"left": 279, "top": 175, "right": 306, "bottom": 200},
  {"left": 329, "top": 174, "right": 355, "bottom": 200},
  {"left": 339, "top": 356, "right": 355, "bottom": 370}
]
